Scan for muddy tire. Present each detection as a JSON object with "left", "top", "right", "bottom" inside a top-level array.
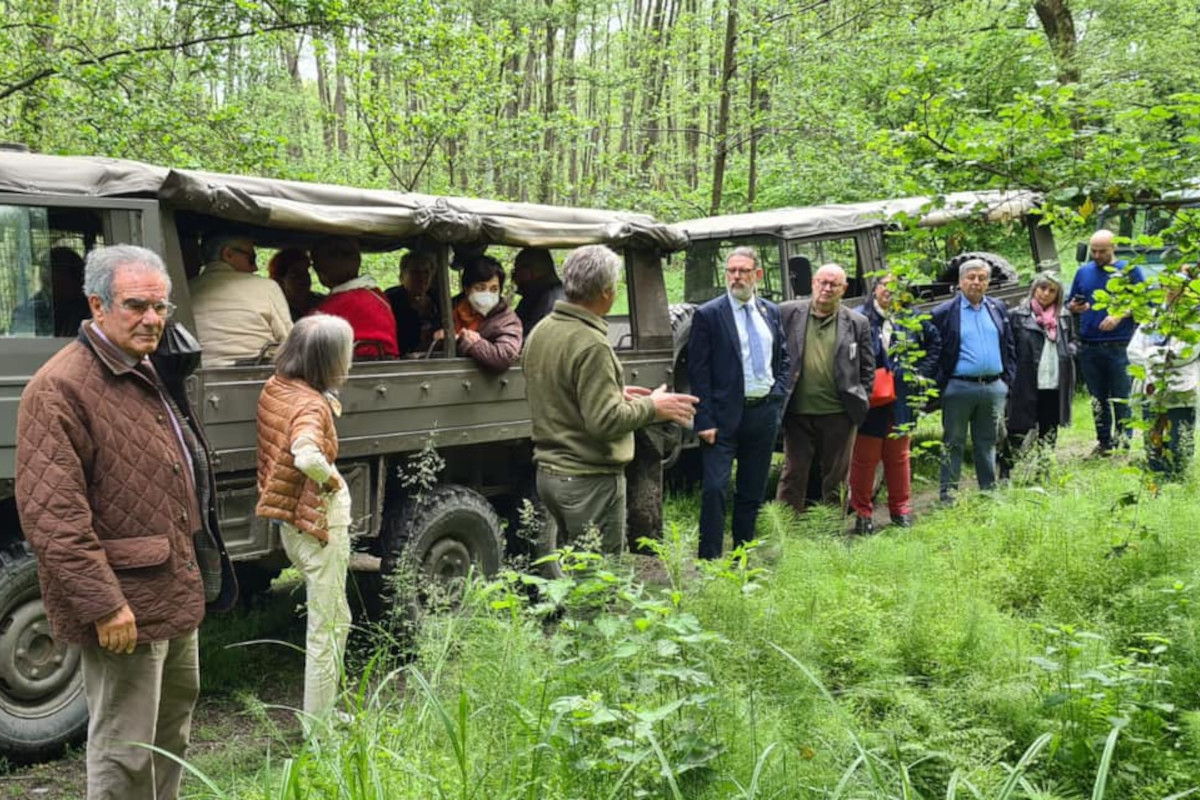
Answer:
[
  {"left": 664, "top": 303, "right": 698, "bottom": 474},
  {"left": 941, "top": 251, "right": 1019, "bottom": 286},
  {"left": 669, "top": 302, "right": 697, "bottom": 357},
  {"left": 388, "top": 485, "right": 503, "bottom": 584},
  {"left": 0, "top": 544, "right": 87, "bottom": 763}
]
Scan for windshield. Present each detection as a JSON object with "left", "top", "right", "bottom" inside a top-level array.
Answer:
[{"left": 678, "top": 235, "right": 782, "bottom": 304}]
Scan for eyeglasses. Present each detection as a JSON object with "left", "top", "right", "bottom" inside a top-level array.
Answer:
[
  {"left": 119, "top": 297, "right": 177, "bottom": 318},
  {"left": 231, "top": 247, "right": 257, "bottom": 263},
  {"left": 814, "top": 280, "right": 846, "bottom": 289},
  {"left": 726, "top": 267, "right": 756, "bottom": 276}
]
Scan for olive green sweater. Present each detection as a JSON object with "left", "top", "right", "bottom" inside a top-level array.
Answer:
[{"left": 522, "top": 302, "right": 657, "bottom": 474}]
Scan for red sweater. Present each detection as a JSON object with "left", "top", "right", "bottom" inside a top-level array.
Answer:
[{"left": 315, "top": 288, "right": 400, "bottom": 359}]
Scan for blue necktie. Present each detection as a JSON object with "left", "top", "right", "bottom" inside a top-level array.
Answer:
[{"left": 743, "top": 303, "right": 767, "bottom": 379}]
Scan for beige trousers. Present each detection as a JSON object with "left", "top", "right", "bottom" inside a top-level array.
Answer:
[
  {"left": 281, "top": 522, "right": 351, "bottom": 719},
  {"left": 81, "top": 628, "right": 200, "bottom": 800}
]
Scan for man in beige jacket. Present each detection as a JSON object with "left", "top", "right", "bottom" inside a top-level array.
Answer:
[{"left": 190, "top": 234, "right": 292, "bottom": 365}]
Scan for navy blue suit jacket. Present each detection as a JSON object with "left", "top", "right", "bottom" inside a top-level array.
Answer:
[
  {"left": 930, "top": 294, "right": 1017, "bottom": 390},
  {"left": 687, "top": 295, "right": 790, "bottom": 435}
]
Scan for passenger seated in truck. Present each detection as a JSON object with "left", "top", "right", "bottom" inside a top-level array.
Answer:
[
  {"left": 310, "top": 235, "right": 399, "bottom": 359},
  {"left": 269, "top": 247, "right": 324, "bottom": 321},
  {"left": 433, "top": 254, "right": 522, "bottom": 372},
  {"left": 512, "top": 247, "right": 565, "bottom": 336},
  {"left": 190, "top": 234, "right": 293, "bottom": 365},
  {"left": 9, "top": 246, "right": 89, "bottom": 337},
  {"left": 385, "top": 249, "right": 439, "bottom": 354}
]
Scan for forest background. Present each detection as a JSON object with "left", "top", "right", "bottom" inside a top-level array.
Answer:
[
  {"left": 3, "top": 0, "right": 1199, "bottom": 225},
  {"left": 5, "top": 2, "right": 1200, "bottom": 799}
]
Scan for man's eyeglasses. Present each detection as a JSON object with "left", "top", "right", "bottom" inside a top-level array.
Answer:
[
  {"left": 726, "top": 267, "right": 756, "bottom": 276},
  {"left": 814, "top": 279, "right": 846, "bottom": 289},
  {"left": 119, "top": 298, "right": 177, "bottom": 318},
  {"left": 231, "top": 247, "right": 257, "bottom": 263}
]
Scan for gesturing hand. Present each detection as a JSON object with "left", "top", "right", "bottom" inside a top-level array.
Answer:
[
  {"left": 649, "top": 384, "right": 699, "bottom": 426},
  {"left": 96, "top": 604, "right": 138, "bottom": 654}
]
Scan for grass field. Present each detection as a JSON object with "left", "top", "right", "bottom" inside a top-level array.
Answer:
[{"left": 5, "top": 397, "right": 1199, "bottom": 800}]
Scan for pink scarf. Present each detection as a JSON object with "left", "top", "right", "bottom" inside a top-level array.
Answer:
[{"left": 1030, "top": 297, "right": 1058, "bottom": 341}]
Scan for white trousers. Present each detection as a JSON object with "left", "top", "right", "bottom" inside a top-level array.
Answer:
[{"left": 281, "top": 523, "right": 351, "bottom": 719}]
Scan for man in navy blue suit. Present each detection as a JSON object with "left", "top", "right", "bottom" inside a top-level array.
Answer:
[{"left": 688, "top": 247, "right": 791, "bottom": 560}]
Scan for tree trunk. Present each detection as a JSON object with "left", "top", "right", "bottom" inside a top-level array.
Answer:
[
  {"left": 333, "top": 40, "right": 349, "bottom": 155},
  {"left": 1033, "top": 0, "right": 1079, "bottom": 85},
  {"left": 314, "top": 38, "right": 335, "bottom": 151},
  {"left": 563, "top": 0, "right": 580, "bottom": 204},
  {"left": 710, "top": 0, "right": 739, "bottom": 215},
  {"left": 539, "top": 0, "right": 558, "bottom": 203}
]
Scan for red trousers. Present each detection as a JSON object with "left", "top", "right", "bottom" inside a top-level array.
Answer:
[{"left": 848, "top": 433, "right": 911, "bottom": 518}]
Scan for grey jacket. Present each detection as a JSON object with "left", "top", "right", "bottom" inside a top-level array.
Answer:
[{"left": 779, "top": 299, "right": 875, "bottom": 425}]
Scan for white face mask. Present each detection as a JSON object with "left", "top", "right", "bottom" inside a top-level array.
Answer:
[
  {"left": 730, "top": 283, "right": 755, "bottom": 303},
  {"left": 469, "top": 290, "right": 500, "bottom": 316}
]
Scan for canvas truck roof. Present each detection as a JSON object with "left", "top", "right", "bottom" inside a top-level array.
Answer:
[
  {"left": 674, "top": 190, "right": 1043, "bottom": 241},
  {"left": 0, "top": 152, "right": 689, "bottom": 252}
]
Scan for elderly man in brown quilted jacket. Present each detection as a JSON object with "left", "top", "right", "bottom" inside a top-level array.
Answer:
[{"left": 16, "top": 244, "right": 233, "bottom": 800}]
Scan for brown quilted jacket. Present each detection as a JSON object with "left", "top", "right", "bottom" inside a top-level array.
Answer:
[
  {"left": 255, "top": 375, "right": 339, "bottom": 542},
  {"left": 15, "top": 324, "right": 208, "bottom": 645}
]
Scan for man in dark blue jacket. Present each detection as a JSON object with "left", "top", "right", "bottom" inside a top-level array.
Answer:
[
  {"left": 688, "top": 247, "right": 790, "bottom": 559},
  {"left": 1067, "top": 229, "right": 1145, "bottom": 456},
  {"left": 931, "top": 260, "right": 1017, "bottom": 502}
]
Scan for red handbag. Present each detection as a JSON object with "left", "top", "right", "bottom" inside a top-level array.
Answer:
[{"left": 869, "top": 367, "right": 896, "bottom": 408}]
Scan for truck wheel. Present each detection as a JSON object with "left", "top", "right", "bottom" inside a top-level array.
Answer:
[
  {"left": 0, "top": 544, "right": 87, "bottom": 763},
  {"left": 942, "top": 252, "right": 1019, "bottom": 286},
  {"left": 388, "top": 485, "right": 503, "bottom": 584},
  {"left": 664, "top": 302, "right": 698, "bottom": 476}
]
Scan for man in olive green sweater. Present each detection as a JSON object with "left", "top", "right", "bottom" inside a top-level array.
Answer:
[{"left": 523, "top": 245, "right": 698, "bottom": 553}]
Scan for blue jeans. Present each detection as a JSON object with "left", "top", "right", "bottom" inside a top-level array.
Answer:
[
  {"left": 940, "top": 378, "right": 1008, "bottom": 499},
  {"left": 1079, "top": 342, "right": 1133, "bottom": 450}
]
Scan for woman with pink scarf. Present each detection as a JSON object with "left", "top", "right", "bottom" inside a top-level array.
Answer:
[{"left": 1000, "top": 273, "right": 1076, "bottom": 478}]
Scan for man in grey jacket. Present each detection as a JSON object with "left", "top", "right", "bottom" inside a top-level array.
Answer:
[{"left": 776, "top": 263, "right": 875, "bottom": 512}]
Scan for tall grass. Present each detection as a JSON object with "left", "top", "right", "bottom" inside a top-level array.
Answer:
[{"left": 195, "top": 441, "right": 1200, "bottom": 799}]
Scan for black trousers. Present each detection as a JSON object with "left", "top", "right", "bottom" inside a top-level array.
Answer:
[
  {"left": 698, "top": 398, "right": 783, "bottom": 559},
  {"left": 1000, "top": 389, "right": 1060, "bottom": 477}
]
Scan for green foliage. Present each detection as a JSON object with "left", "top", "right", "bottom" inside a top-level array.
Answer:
[{"left": 4, "top": 0, "right": 1196, "bottom": 223}]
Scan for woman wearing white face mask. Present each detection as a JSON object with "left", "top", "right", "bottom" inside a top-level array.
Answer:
[{"left": 436, "top": 254, "right": 523, "bottom": 371}]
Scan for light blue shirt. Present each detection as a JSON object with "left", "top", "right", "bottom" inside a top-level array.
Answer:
[
  {"left": 954, "top": 296, "right": 1003, "bottom": 377},
  {"left": 727, "top": 292, "right": 774, "bottom": 398}
]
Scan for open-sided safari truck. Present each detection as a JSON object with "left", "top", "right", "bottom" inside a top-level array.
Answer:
[
  {"left": 661, "top": 190, "right": 1059, "bottom": 471},
  {"left": 0, "top": 151, "right": 686, "bottom": 761}
]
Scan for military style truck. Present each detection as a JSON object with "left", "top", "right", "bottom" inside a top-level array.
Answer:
[
  {"left": 661, "top": 190, "right": 1060, "bottom": 471},
  {"left": 1080, "top": 180, "right": 1200, "bottom": 276},
  {"left": 0, "top": 151, "right": 686, "bottom": 761}
]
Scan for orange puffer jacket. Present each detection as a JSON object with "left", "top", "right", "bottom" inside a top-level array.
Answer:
[{"left": 255, "top": 375, "right": 339, "bottom": 542}]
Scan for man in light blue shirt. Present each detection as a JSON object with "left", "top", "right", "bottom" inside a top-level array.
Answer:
[{"left": 930, "top": 260, "right": 1017, "bottom": 502}]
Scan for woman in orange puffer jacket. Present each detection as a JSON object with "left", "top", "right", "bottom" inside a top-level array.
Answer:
[{"left": 256, "top": 313, "right": 354, "bottom": 723}]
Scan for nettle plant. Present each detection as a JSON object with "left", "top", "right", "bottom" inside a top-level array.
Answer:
[
  {"left": 489, "top": 543, "right": 729, "bottom": 797},
  {"left": 1028, "top": 623, "right": 1178, "bottom": 787}
]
